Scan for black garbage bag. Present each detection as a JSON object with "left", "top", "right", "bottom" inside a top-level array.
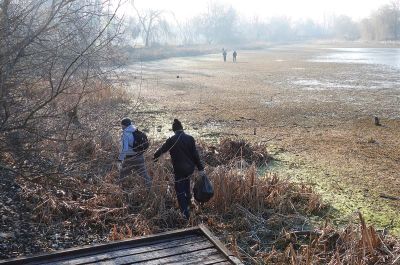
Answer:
[{"left": 193, "top": 173, "right": 214, "bottom": 203}]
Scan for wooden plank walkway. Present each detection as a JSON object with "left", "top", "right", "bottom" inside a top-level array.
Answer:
[{"left": 0, "top": 225, "right": 243, "bottom": 265}]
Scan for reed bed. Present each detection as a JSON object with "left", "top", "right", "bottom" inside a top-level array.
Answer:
[{"left": 15, "top": 139, "right": 400, "bottom": 264}]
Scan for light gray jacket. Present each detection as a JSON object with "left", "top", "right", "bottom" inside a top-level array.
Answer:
[{"left": 118, "top": 124, "right": 137, "bottom": 161}]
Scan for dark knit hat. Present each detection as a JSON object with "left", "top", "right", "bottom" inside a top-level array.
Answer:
[
  {"left": 172, "top": 119, "right": 183, "bottom": 132},
  {"left": 121, "top": 118, "right": 132, "bottom": 127}
]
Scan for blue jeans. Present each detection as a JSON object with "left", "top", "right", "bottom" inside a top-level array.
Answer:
[{"left": 174, "top": 176, "right": 191, "bottom": 219}]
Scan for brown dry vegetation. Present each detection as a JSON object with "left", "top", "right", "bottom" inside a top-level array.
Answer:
[{"left": 7, "top": 136, "right": 400, "bottom": 264}]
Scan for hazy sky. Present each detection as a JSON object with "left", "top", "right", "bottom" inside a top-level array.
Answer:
[{"left": 127, "top": 0, "right": 394, "bottom": 22}]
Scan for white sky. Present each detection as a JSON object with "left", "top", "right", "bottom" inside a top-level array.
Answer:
[{"left": 124, "top": 0, "right": 394, "bottom": 22}]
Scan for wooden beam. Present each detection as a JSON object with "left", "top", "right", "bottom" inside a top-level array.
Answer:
[{"left": 199, "top": 225, "right": 243, "bottom": 265}]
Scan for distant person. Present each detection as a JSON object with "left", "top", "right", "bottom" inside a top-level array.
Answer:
[
  {"left": 233, "top": 50, "right": 237, "bottom": 62},
  {"left": 118, "top": 118, "right": 151, "bottom": 188},
  {"left": 222, "top": 49, "right": 227, "bottom": 62},
  {"left": 153, "top": 119, "right": 205, "bottom": 219}
]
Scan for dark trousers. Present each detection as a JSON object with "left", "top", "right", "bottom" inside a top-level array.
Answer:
[{"left": 174, "top": 176, "right": 191, "bottom": 219}]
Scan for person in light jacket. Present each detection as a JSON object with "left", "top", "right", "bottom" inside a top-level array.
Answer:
[
  {"left": 118, "top": 118, "right": 151, "bottom": 187},
  {"left": 153, "top": 119, "right": 205, "bottom": 219}
]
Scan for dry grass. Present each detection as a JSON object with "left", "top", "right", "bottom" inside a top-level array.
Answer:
[{"left": 14, "top": 138, "right": 400, "bottom": 264}]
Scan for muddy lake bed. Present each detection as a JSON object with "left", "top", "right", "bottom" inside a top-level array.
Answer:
[{"left": 123, "top": 44, "right": 400, "bottom": 235}]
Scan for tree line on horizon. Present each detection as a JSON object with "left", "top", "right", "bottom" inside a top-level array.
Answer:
[{"left": 126, "top": 0, "right": 400, "bottom": 46}]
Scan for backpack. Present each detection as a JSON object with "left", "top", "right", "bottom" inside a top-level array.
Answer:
[{"left": 131, "top": 129, "right": 149, "bottom": 152}]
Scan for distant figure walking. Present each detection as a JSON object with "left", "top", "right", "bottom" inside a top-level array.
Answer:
[
  {"left": 118, "top": 118, "right": 151, "bottom": 188},
  {"left": 233, "top": 50, "right": 237, "bottom": 62},
  {"left": 222, "top": 49, "right": 227, "bottom": 62},
  {"left": 153, "top": 119, "right": 206, "bottom": 219}
]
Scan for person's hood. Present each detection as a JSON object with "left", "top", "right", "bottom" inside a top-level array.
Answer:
[{"left": 124, "top": 124, "right": 136, "bottom": 133}]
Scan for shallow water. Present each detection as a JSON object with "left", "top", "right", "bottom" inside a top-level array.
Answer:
[
  {"left": 293, "top": 48, "right": 400, "bottom": 91},
  {"left": 291, "top": 78, "right": 399, "bottom": 91},
  {"left": 313, "top": 48, "right": 400, "bottom": 69}
]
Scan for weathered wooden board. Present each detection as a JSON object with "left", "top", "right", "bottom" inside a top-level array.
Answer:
[
  {"left": 0, "top": 225, "right": 243, "bottom": 265},
  {"left": 137, "top": 248, "right": 227, "bottom": 265},
  {"left": 82, "top": 240, "right": 215, "bottom": 265},
  {"left": 50, "top": 235, "right": 207, "bottom": 265}
]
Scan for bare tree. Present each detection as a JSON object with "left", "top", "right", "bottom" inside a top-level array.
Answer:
[
  {"left": 265, "top": 17, "right": 293, "bottom": 41},
  {"left": 360, "top": 18, "right": 376, "bottom": 40},
  {"left": 194, "top": 3, "right": 239, "bottom": 44},
  {"left": 0, "top": 0, "right": 123, "bottom": 174},
  {"left": 125, "top": 16, "right": 141, "bottom": 42},
  {"left": 293, "top": 19, "right": 325, "bottom": 40},
  {"left": 375, "top": 4, "right": 397, "bottom": 40},
  {"left": 236, "top": 16, "right": 270, "bottom": 42},
  {"left": 361, "top": 1, "right": 400, "bottom": 41},
  {"left": 391, "top": 0, "right": 400, "bottom": 39},
  {"left": 332, "top": 15, "right": 360, "bottom": 40},
  {"left": 131, "top": 1, "right": 171, "bottom": 47}
]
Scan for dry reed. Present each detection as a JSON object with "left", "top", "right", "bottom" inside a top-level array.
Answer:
[{"left": 15, "top": 139, "right": 400, "bottom": 265}]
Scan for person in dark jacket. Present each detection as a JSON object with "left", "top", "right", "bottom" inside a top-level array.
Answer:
[{"left": 153, "top": 119, "right": 205, "bottom": 219}]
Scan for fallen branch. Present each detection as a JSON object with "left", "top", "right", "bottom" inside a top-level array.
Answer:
[{"left": 380, "top": 194, "right": 400, "bottom": 201}]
